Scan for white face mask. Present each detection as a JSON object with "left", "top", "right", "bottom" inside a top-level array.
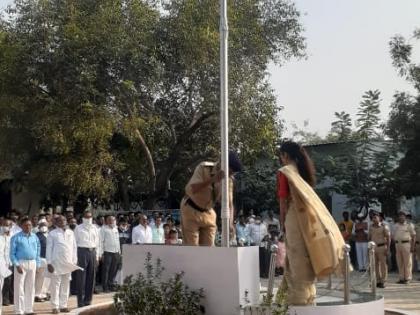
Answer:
[
  {"left": 255, "top": 220, "right": 261, "bottom": 225},
  {"left": 39, "top": 226, "right": 48, "bottom": 233},
  {"left": 83, "top": 218, "right": 93, "bottom": 226}
]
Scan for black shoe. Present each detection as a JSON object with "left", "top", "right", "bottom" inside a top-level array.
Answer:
[
  {"left": 377, "top": 283, "right": 385, "bottom": 288},
  {"left": 84, "top": 302, "right": 91, "bottom": 306},
  {"left": 397, "top": 280, "right": 405, "bottom": 284},
  {"left": 34, "top": 297, "right": 44, "bottom": 302}
]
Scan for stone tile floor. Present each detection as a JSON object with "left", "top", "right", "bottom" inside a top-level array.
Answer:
[{"left": 2, "top": 272, "right": 420, "bottom": 315}]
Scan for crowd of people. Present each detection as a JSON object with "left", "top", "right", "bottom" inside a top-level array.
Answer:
[
  {"left": 0, "top": 208, "right": 183, "bottom": 315},
  {"left": 338, "top": 209, "right": 419, "bottom": 288}
]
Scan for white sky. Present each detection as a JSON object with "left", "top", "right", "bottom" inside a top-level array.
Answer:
[
  {"left": 270, "top": 0, "right": 420, "bottom": 136},
  {"left": 1, "top": 0, "right": 419, "bottom": 137}
]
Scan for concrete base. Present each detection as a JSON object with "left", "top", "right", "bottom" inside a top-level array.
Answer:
[
  {"left": 291, "top": 296, "right": 384, "bottom": 315},
  {"left": 122, "top": 245, "right": 260, "bottom": 315}
]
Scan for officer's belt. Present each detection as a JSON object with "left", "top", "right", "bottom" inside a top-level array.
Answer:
[
  {"left": 185, "top": 197, "right": 210, "bottom": 213},
  {"left": 376, "top": 243, "right": 386, "bottom": 247},
  {"left": 395, "top": 240, "right": 410, "bottom": 244}
]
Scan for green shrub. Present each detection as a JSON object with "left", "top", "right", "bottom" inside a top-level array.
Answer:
[{"left": 114, "top": 252, "right": 205, "bottom": 315}]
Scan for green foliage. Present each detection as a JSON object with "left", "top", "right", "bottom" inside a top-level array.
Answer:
[
  {"left": 387, "top": 29, "right": 420, "bottom": 197},
  {"left": 236, "top": 153, "right": 279, "bottom": 212},
  {"left": 318, "top": 91, "right": 401, "bottom": 213},
  {"left": 327, "top": 111, "right": 353, "bottom": 142},
  {"left": 114, "top": 252, "right": 204, "bottom": 315},
  {"left": 0, "top": 0, "right": 306, "bottom": 208}
]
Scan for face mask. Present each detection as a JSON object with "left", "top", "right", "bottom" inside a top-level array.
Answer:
[
  {"left": 83, "top": 218, "right": 93, "bottom": 226},
  {"left": 39, "top": 226, "right": 48, "bottom": 233},
  {"left": 2, "top": 226, "right": 10, "bottom": 233},
  {"left": 255, "top": 220, "right": 261, "bottom": 225},
  {"left": 69, "top": 224, "right": 77, "bottom": 230},
  {"left": 120, "top": 226, "right": 128, "bottom": 232},
  {"left": 169, "top": 239, "right": 178, "bottom": 245}
]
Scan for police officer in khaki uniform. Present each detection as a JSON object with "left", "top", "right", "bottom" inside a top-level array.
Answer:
[
  {"left": 393, "top": 210, "right": 416, "bottom": 284},
  {"left": 181, "top": 152, "right": 242, "bottom": 246},
  {"left": 415, "top": 223, "right": 420, "bottom": 278},
  {"left": 368, "top": 211, "right": 390, "bottom": 288}
]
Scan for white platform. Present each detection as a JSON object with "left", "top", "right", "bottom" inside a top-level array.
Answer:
[
  {"left": 291, "top": 296, "right": 384, "bottom": 315},
  {"left": 122, "top": 245, "right": 260, "bottom": 315}
]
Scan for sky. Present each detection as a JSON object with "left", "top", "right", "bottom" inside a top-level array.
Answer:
[
  {"left": 269, "top": 0, "right": 420, "bottom": 136},
  {"left": 1, "top": 0, "right": 419, "bottom": 137}
]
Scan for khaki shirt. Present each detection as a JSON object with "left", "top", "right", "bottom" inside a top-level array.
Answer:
[
  {"left": 415, "top": 224, "right": 420, "bottom": 243},
  {"left": 185, "top": 161, "right": 233, "bottom": 210},
  {"left": 369, "top": 223, "right": 390, "bottom": 245},
  {"left": 393, "top": 222, "right": 416, "bottom": 242}
]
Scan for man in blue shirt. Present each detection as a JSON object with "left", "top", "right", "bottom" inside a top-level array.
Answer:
[{"left": 10, "top": 217, "right": 40, "bottom": 315}]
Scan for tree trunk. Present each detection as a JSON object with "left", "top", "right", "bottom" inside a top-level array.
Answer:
[{"left": 134, "top": 128, "right": 156, "bottom": 192}]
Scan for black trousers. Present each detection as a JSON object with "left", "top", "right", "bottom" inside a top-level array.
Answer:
[
  {"left": 2, "top": 267, "right": 13, "bottom": 305},
  {"left": 102, "top": 252, "right": 120, "bottom": 291},
  {"left": 76, "top": 248, "right": 96, "bottom": 307}
]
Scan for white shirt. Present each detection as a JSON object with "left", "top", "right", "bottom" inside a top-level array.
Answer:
[
  {"left": 0, "top": 234, "right": 11, "bottom": 278},
  {"left": 152, "top": 226, "right": 165, "bottom": 244},
  {"left": 46, "top": 227, "right": 78, "bottom": 275},
  {"left": 10, "top": 224, "right": 22, "bottom": 237},
  {"left": 0, "top": 234, "right": 11, "bottom": 267},
  {"left": 264, "top": 217, "right": 280, "bottom": 230},
  {"left": 131, "top": 225, "right": 153, "bottom": 244},
  {"left": 248, "top": 223, "right": 268, "bottom": 245},
  {"left": 74, "top": 223, "right": 100, "bottom": 258},
  {"left": 99, "top": 225, "right": 121, "bottom": 255}
]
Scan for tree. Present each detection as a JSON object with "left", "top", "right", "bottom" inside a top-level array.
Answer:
[
  {"left": 327, "top": 111, "right": 353, "bottom": 142},
  {"left": 321, "top": 90, "right": 400, "bottom": 213},
  {"left": 386, "top": 29, "right": 420, "bottom": 197},
  {"left": 0, "top": 0, "right": 305, "bottom": 209}
]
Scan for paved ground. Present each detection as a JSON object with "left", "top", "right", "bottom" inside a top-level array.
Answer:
[
  {"left": 2, "top": 272, "right": 419, "bottom": 314},
  {"left": 2, "top": 293, "right": 114, "bottom": 315}
]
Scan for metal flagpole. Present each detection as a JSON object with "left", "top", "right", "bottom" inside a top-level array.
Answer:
[{"left": 220, "top": 0, "right": 230, "bottom": 247}]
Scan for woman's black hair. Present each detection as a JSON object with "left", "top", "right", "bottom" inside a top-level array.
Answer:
[{"left": 279, "top": 141, "right": 316, "bottom": 187}]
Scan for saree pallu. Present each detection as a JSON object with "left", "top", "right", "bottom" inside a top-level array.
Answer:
[{"left": 280, "top": 165, "right": 347, "bottom": 305}]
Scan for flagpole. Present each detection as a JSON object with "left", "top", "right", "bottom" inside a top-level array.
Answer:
[{"left": 220, "top": 0, "right": 230, "bottom": 247}]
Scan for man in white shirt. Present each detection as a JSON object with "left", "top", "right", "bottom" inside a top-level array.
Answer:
[
  {"left": 247, "top": 216, "right": 268, "bottom": 246},
  {"left": 46, "top": 215, "right": 78, "bottom": 314},
  {"left": 74, "top": 211, "right": 99, "bottom": 308},
  {"left": 131, "top": 215, "right": 152, "bottom": 244},
  {"left": 264, "top": 211, "right": 280, "bottom": 232},
  {"left": 0, "top": 220, "right": 12, "bottom": 315},
  {"left": 1, "top": 219, "right": 13, "bottom": 306},
  {"left": 99, "top": 215, "right": 120, "bottom": 292},
  {"left": 151, "top": 217, "right": 165, "bottom": 244}
]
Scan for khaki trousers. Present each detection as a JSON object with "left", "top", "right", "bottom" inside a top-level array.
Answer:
[
  {"left": 375, "top": 246, "right": 388, "bottom": 284},
  {"left": 181, "top": 200, "right": 217, "bottom": 246},
  {"left": 396, "top": 243, "right": 412, "bottom": 281},
  {"left": 283, "top": 205, "right": 316, "bottom": 306}
]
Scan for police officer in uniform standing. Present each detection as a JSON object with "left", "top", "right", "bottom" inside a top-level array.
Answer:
[
  {"left": 393, "top": 210, "right": 416, "bottom": 284},
  {"left": 181, "top": 152, "right": 242, "bottom": 246},
  {"left": 368, "top": 211, "right": 390, "bottom": 288}
]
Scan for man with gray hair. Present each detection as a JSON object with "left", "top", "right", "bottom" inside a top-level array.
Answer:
[{"left": 46, "top": 215, "right": 78, "bottom": 313}]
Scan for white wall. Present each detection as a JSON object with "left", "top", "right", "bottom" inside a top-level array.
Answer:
[{"left": 122, "top": 245, "right": 260, "bottom": 315}]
